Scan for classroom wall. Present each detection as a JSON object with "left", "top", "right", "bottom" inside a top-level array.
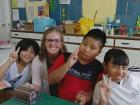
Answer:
[
  {"left": 116, "top": 0, "right": 140, "bottom": 32},
  {"left": 50, "top": 0, "right": 140, "bottom": 33},
  {"left": 49, "top": 0, "right": 82, "bottom": 24},
  {"left": 82, "top": 0, "right": 117, "bottom": 24},
  {"left": 11, "top": 0, "right": 140, "bottom": 32},
  {"left": 50, "top": 0, "right": 117, "bottom": 24}
]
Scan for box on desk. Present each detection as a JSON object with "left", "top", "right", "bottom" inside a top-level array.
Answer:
[
  {"left": 23, "top": 22, "right": 34, "bottom": 31},
  {"left": 13, "top": 83, "right": 39, "bottom": 105},
  {"left": 64, "top": 24, "right": 75, "bottom": 34}
]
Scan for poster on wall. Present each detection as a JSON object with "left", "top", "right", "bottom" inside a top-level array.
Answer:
[
  {"left": 26, "top": 6, "right": 34, "bottom": 20},
  {"left": 11, "top": 0, "right": 18, "bottom": 8},
  {"left": 12, "top": 9, "right": 19, "bottom": 21},
  {"left": 18, "top": 0, "right": 25, "bottom": 8},
  {"left": 29, "top": 0, "right": 42, "bottom": 1},
  {"left": 59, "top": 0, "right": 70, "bottom": 4},
  {"left": 25, "top": 0, "right": 47, "bottom": 20}
]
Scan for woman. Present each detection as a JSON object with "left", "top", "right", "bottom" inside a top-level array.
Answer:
[{"left": 31, "top": 27, "right": 67, "bottom": 95}]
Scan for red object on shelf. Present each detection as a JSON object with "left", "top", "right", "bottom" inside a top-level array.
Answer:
[
  {"left": 135, "top": 26, "right": 140, "bottom": 33},
  {"left": 135, "top": 26, "right": 140, "bottom": 30},
  {"left": 119, "top": 25, "right": 127, "bottom": 35}
]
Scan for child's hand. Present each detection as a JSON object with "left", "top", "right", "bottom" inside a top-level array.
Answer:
[
  {"left": 66, "top": 48, "right": 79, "bottom": 68},
  {"left": 75, "top": 91, "right": 89, "bottom": 105},
  {"left": 99, "top": 75, "right": 111, "bottom": 104},
  {"left": 9, "top": 47, "right": 20, "bottom": 63}
]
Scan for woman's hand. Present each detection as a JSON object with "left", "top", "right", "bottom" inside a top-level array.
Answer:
[{"left": 66, "top": 48, "right": 79, "bottom": 69}]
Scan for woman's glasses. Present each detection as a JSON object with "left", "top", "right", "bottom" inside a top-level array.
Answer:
[{"left": 45, "top": 39, "right": 61, "bottom": 44}]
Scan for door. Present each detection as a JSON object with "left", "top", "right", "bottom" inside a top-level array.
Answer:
[{"left": 0, "top": 0, "right": 11, "bottom": 41}]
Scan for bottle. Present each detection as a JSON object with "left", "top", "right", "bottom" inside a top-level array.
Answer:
[
  {"left": 16, "top": 20, "right": 21, "bottom": 30},
  {"left": 128, "top": 27, "right": 132, "bottom": 37},
  {"left": 110, "top": 27, "right": 114, "bottom": 35}
]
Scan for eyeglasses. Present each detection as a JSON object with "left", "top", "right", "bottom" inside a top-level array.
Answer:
[{"left": 45, "top": 39, "right": 61, "bottom": 44}]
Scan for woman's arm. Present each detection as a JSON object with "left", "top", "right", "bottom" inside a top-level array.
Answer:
[
  {"left": 48, "top": 48, "right": 79, "bottom": 84},
  {"left": 31, "top": 56, "right": 42, "bottom": 91}
]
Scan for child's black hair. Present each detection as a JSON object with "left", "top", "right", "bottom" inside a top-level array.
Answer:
[
  {"left": 104, "top": 48, "right": 129, "bottom": 66},
  {"left": 83, "top": 29, "right": 106, "bottom": 49},
  {"left": 15, "top": 38, "right": 40, "bottom": 56}
]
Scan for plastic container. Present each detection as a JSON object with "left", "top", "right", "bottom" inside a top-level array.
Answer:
[{"left": 33, "top": 17, "right": 56, "bottom": 32}]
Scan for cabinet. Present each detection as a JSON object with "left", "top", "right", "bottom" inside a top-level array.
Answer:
[
  {"left": 98, "top": 36, "right": 140, "bottom": 66},
  {"left": 94, "top": 37, "right": 115, "bottom": 63},
  {"left": 10, "top": 30, "right": 140, "bottom": 67},
  {"left": 10, "top": 30, "right": 43, "bottom": 46},
  {"left": 64, "top": 35, "right": 83, "bottom": 52},
  {"left": 114, "top": 37, "right": 140, "bottom": 67},
  {"left": 115, "top": 38, "right": 140, "bottom": 49}
]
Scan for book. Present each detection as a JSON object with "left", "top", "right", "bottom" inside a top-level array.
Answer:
[{"left": 0, "top": 80, "right": 11, "bottom": 90}]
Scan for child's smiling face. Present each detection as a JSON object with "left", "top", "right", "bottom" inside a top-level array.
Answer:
[
  {"left": 19, "top": 46, "right": 35, "bottom": 63},
  {"left": 105, "top": 61, "right": 128, "bottom": 83}
]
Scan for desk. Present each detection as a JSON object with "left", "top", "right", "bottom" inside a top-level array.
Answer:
[
  {"left": 0, "top": 90, "right": 13, "bottom": 103},
  {"left": 1, "top": 93, "right": 78, "bottom": 105}
]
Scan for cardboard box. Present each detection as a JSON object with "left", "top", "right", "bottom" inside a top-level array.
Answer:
[
  {"left": 24, "top": 22, "right": 34, "bottom": 31},
  {"left": 64, "top": 24, "right": 75, "bottom": 34},
  {"left": 13, "top": 84, "right": 39, "bottom": 105}
]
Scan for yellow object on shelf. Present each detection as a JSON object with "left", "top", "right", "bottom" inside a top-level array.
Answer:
[{"left": 77, "top": 17, "right": 94, "bottom": 35}]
